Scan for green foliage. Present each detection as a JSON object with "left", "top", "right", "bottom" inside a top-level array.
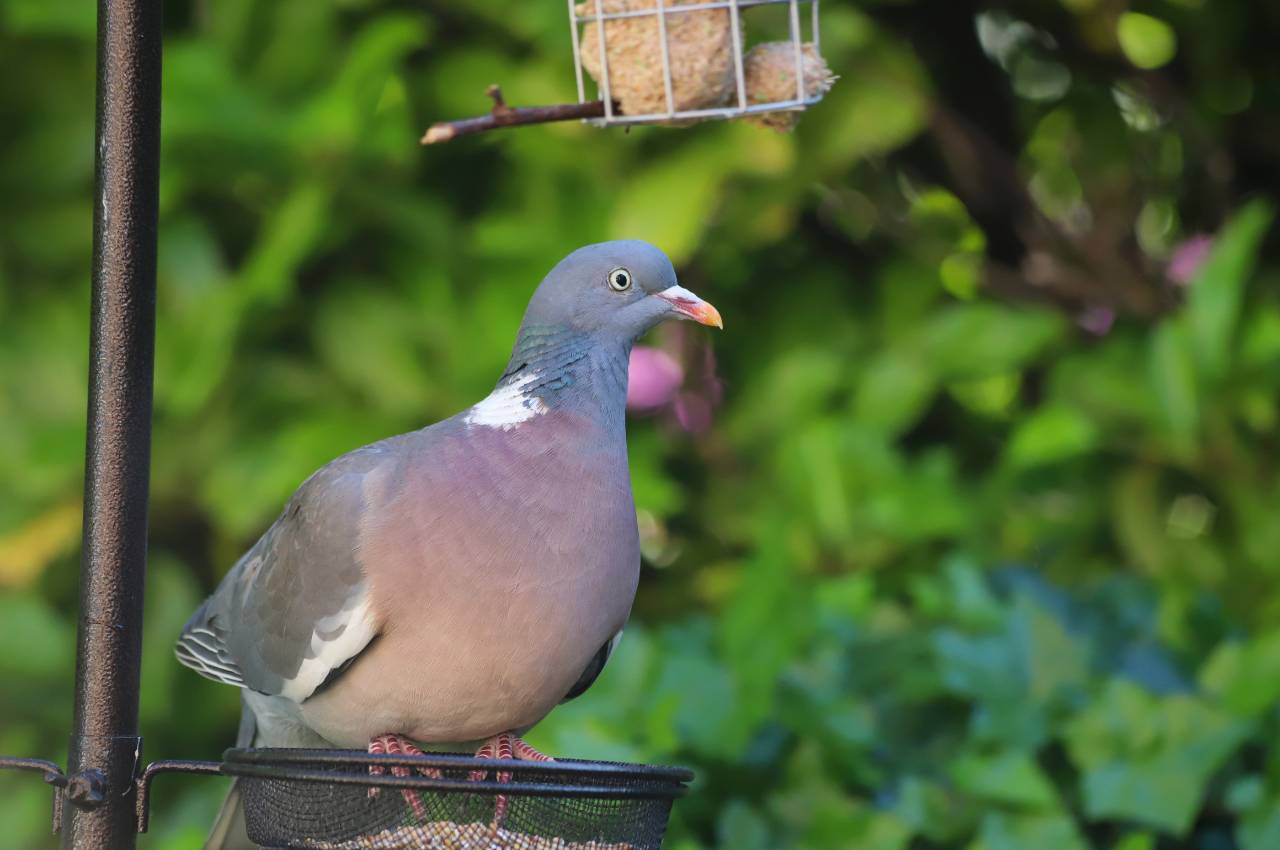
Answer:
[
  {"left": 3, "top": 1, "right": 1280, "bottom": 849},
  {"left": 1116, "top": 14, "right": 1178, "bottom": 71}
]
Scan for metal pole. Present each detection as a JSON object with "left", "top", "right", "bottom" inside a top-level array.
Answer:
[{"left": 63, "top": 0, "right": 162, "bottom": 846}]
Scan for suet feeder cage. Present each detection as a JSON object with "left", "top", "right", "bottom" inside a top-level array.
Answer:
[
  {"left": 570, "top": 0, "right": 830, "bottom": 126},
  {"left": 421, "top": 0, "right": 834, "bottom": 143}
]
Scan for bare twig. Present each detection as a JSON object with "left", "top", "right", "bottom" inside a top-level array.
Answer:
[{"left": 421, "top": 85, "right": 610, "bottom": 144}]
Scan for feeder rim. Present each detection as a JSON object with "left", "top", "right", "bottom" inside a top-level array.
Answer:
[
  {"left": 224, "top": 763, "right": 689, "bottom": 800},
  {"left": 222, "top": 748, "right": 694, "bottom": 800}
]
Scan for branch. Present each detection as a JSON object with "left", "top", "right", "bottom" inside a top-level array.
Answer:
[{"left": 421, "top": 85, "right": 610, "bottom": 145}]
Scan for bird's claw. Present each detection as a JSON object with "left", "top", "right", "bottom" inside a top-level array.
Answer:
[
  {"left": 367, "top": 733, "right": 440, "bottom": 820},
  {"left": 467, "top": 732, "right": 554, "bottom": 825}
]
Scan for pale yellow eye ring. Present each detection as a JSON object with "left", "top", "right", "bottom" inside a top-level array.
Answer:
[{"left": 608, "top": 267, "right": 632, "bottom": 292}]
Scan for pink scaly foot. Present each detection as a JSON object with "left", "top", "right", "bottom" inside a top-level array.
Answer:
[
  {"left": 467, "top": 732, "right": 554, "bottom": 825},
  {"left": 368, "top": 733, "right": 441, "bottom": 820}
]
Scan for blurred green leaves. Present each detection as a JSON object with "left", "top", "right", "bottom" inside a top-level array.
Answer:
[
  {"left": 1149, "top": 320, "right": 1200, "bottom": 453},
  {"left": 1066, "top": 681, "right": 1249, "bottom": 833},
  {"left": 1185, "top": 201, "right": 1273, "bottom": 381},
  {"left": 1116, "top": 14, "right": 1177, "bottom": 71},
  {"left": 948, "top": 750, "right": 1058, "bottom": 809},
  {"left": 1006, "top": 405, "right": 1098, "bottom": 469},
  {"left": 1200, "top": 630, "right": 1280, "bottom": 718}
]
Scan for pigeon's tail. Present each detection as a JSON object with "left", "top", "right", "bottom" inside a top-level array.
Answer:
[
  {"left": 203, "top": 698, "right": 259, "bottom": 850},
  {"left": 205, "top": 692, "right": 337, "bottom": 850},
  {"left": 204, "top": 780, "right": 255, "bottom": 850}
]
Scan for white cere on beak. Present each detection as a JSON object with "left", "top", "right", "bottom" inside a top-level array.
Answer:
[
  {"left": 658, "top": 285, "right": 700, "bottom": 301},
  {"left": 657, "top": 285, "right": 724, "bottom": 329}
]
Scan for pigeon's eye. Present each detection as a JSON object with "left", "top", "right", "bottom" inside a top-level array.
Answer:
[{"left": 607, "top": 268, "right": 632, "bottom": 292}]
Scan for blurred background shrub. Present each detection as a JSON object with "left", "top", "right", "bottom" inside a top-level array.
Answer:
[{"left": 2, "top": 1, "right": 1279, "bottom": 848}]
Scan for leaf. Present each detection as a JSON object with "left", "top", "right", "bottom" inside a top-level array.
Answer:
[
  {"left": 812, "top": 26, "right": 929, "bottom": 170},
  {"left": 919, "top": 304, "right": 1063, "bottom": 380},
  {"left": 0, "top": 500, "right": 81, "bottom": 587},
  {"left": 628, "top": 430, "right": 686, "bottom": 516},
  {"left": 1185, "top": 201, "right": 1274, "bottom": 380},
  {"left": 726, "top": 347, "right": 844, "bottom": 445},
  {"left": 610, "top": 135, "right": 735, "bottom": 265},
  {"left": 1116, "top": 14, "right": 1177, "bottom": 70},
  {"left": 950, "top": 750, "right": 1060, "bottom": 809},
  {"left": 1240, "top": 303, "right": 1280, "bottom": 367},
  {"left": 774, "top": 784, "right": 913, "bottom": 850},
  {"left": 1006, "top": 404, "right": 1099, "bottom": 469},
  {"left": 1111, "top": 834, "right": 1156, "bottom": 850},
  {"left": 1048, "top": 336, "right": 1158, "bottom": 425},
  {"left": 854, "top": 350, "right": 938, "bottom": 436},
  {"left": 200, "top": 413, "right": 382, "bottom": 537},
  {"left": 1, "top": 0, "right": 95, "bottom": 38},
  {"left": 893, "top": 776, "right": 977, "bottom": 842},
  {"left": 976, "top": 811, "right": 1089, "bottom": 850},
  {"left": 652, "top": 625, "right": 744, "bottom": 758},
  {"left": 1081, "top": 760, "right": 1203, "bottom": 834},
  {"left": 719, "top": 529, "right": 812, "bottom": 733},
  {"left": 1011, "top": 594, "right": 1089, "bottom": 702},
  {"left": 0, "top": 781, "right": 57, "bottom": 850},
  {"left": 139, "top": 559, "right": 206, "bottom": 726},
  {"left": 1149, "top": 321, "right": 1199, "bottom": 452},
  {"left": 938, "top": 556, "right": 1004, "bottom": 628},
  {"left": 1199, "top": 631, "right": 1280, "bottom": 717},
  {"left": 933, "top": 629, "right": 1023, "bottom": 702},
  {"left": 0, "top": 593, "right": 74, "bottom": 679},
  {"left": 1239, "top": 800, "right": 1280, "bottom": 850},
  {"left": 1066, "top": 684, "right": 1251, "bottom": 834},
  {"left": 717, "top": 801, "right": 772, "bottom": 850}
]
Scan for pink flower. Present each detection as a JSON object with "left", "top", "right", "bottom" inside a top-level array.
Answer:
[
  {"left": 1167, "top": 234, "right": 1214, "bottom": 287},
  {"left": 627, "top": 346, "right": 684, "bottom": 411},
  {"left": 1077, "top": 304, "right": 1115, "bottom": 336},
  {"left": 626, "top": 326, "right": 723, "bottom": 433},
  {"left": 672, "top": 393, "right": 714, "bottom": 432}
]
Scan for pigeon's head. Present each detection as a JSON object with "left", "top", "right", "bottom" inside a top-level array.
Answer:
[{"left": 522, "top": 240, "right": 722, "bottom": 342}]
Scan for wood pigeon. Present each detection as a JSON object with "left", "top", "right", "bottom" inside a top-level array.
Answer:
[{"left": 174, "top": 240, "right": 722, "bottom": 848}]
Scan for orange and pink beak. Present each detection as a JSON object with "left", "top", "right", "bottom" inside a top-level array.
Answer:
[{"left": 656, "top": 285, "right": 723, "bottom": 329}]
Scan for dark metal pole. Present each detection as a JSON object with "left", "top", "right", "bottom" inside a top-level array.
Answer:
[{"left": 63, "top": 0, "right": 162, "bottom": 846}]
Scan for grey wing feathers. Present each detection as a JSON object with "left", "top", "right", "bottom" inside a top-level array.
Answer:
[
  {"left": 176, "top": 441, "right": 396, "bottom": 700},
  {"left": 561, "top": 630, "right": 623, "bottom": 703},
  {"left": 175, "top": 602, "right": 245, "bottom": 687}
]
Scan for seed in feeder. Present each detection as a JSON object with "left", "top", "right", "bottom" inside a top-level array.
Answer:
[
  {"left": 577, "top": 0, "right": 738, "bottom": 118},
  {"left": 303, "top": 822, "right": 638, "bottom": 850},
  {"left": 743, "top": 41, "right": 837, "bottom": 131}
]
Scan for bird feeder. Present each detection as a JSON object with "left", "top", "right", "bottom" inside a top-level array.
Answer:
[
  {"left": 423, "top": 0, "right": 834, "bottom": 143},
  {"left": 0, "top": 2, "right": 700, "bottom": 849},
  {"left": 222, "top": 749, "right": 691, "bottom": 850},
  {"left": 572, "top": 0, "right": 827, "bottom": 125}
]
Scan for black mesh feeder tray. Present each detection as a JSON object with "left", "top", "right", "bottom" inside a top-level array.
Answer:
[{"left": 223, "top": 748, "right": 694, "bottom": 850}]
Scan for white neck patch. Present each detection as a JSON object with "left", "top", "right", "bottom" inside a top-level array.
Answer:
[{"left": 464, "top": 372, "right": 548, "bottom": 430}]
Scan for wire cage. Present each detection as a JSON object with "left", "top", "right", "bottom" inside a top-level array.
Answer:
[
  {"left": 567, "top": 0, "right": 825, "bottom": 126},
  {"left": 2, "top": 748, "right": 692, "bottom": 849},
  {"left": 225, "top": 749, "right": 693, "bottom": 850}
]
